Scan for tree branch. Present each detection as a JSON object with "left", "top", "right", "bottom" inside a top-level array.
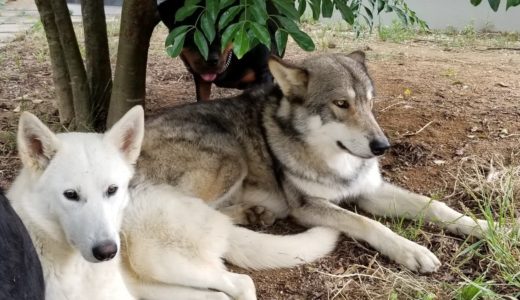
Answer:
[
  {"left": 107, "top": 0, "right": 160, "bottom": 127},
  {"left": 34, "top": 0, "right": 74, "bottom": 127},
  {"left": 80, "top": 0, "right": 112, "bottom": 131},
  {"left": 50, "top": 0, "right": 92, "bottom": 130}
]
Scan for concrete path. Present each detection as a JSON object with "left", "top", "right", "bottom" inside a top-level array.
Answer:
[
  {"left": 0, "top": 0, "right": 122, "bottom": 48},
  {"left": 0, "top": 0, "right": 39, "bottom": 48}
]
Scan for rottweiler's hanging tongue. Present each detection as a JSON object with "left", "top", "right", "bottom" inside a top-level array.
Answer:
[{"left": 201, "top": 73, "right": 218, "bottom": 82}]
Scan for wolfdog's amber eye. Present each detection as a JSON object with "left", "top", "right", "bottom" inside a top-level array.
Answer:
[
  {"left": 333, "top": 100, "right": 349, "bottom": 109},
  {"left": 63, "top": 190, "right": 79, "bottom": 201},
  {"left": 107, "top": 185, "right": 118, "bottom": 197}
]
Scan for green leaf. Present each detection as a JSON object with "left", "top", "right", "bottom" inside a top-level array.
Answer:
[
  {"left": 297, "top": 0, "right": 307, "bottom": 16},
  {"left": 351, "top": 1, "right": 360, "bottom": 11},
  {"left": 334, "top": 0, "right": 355, "bottom": 24},
  {"left": 218, "top": 5, "right": 242, "bottom": 30},
  {"left": 507, "top": 0, "right": 520, "bottom": 9},
  {"left": 233, "top": 25, "right": 250, "bottom": 59},
  {"left": 309, "top": 0, "right": 321, "bottom": 19},
  {"left": 250, "top": 3, "right": 269, "bottom": 24},
  {"left": 275, "top": 15, "right": 300, "bottom": 33},
  {"left": 288, "top": 30, "right": 315, "bottom": 51},
  {"left": 470, "top": 0, "right": 483, "bottom": 5},
  {"left": 275, "top": 16, "right": 314, "bottom": 51},
  {"left": 175, "top": 5, "right": 199, "bottom": 22},
  {"left": 361, "top": 14, "right": 371, "bottom": 28},
  {"left": 322, "top": 0, "right": 334, "bottom": 17},
  {"left": 272, "top": 0, "right": 300, "bottom": 20},
  {"left": 488, "top": 0, "right": 500, "bottom": 11},
  {"left": 251, "top": 0, "right": 267, "bottom": 11},
  {"left": 250, "top": 22, "right": 271, "bottom": 47},
  {"left": 377, "top": 0, "right": 386, "bottom": 13},
  {"left": 221, "top": 22, "right": 240, "bottom": 50},
  {"left": 247, "top": 29, "right": 260, "bottom": 49},
  {"left": 165, "top": 25, "right": 190, "bottom": 47},
  {"left": 201, "top": 12, "right": 216, "bottom": 43},
  {"left": 393, "top": 7, "right": 408, "bottom": 25},
  {"left": 185, "top": 0, "right": 202, "bottom": 5},
  {"left": 194, "top": 30, "right": 209, "bottom": 60},
  {"left": 219, "top": 0, "right": 234, "bottom": 9},
  {"left": 275, "top": 29, "right": 288, "bottom": 56},
  {"left": 206, "top": 0, "right": 219, "bottom": 22},
  {"left": 165, "top": 32, "right": 188, "bottom": 57},
  {"left": 364, "top": 6, "right": 373, "bottom": 20}
]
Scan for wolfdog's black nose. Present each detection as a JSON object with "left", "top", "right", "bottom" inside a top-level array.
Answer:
[
  {"left": 92, "top": 240, "right": 118, "bottom": 261},
  {"left": 369, "top": 139, "right": 391, "bottom": 156}
]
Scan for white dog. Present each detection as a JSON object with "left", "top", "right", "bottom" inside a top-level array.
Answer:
[{"left": 8, "top": 106, "right": 339, "bottom": 300}]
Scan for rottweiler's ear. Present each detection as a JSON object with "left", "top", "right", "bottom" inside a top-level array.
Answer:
[
  {"left": 268, "top": 55, "right": 308, "bottom": 99},
  {"left": 346, "top": 50, "right": 366, "bottom": 65},
  {"left": 17, "top": 112, "right": 60, "bottom": 172}
]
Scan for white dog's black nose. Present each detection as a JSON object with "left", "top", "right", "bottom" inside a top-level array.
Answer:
[
  {"left": 369, "top": 139, "right": 390, "bottom": 156},
  {"left": 92, "top": 240, "right": 118, "bottom": 261}
]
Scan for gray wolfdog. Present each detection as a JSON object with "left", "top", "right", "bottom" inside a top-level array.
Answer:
[{"left": 136, "top": 51, "right": 489, "bottom": 273}]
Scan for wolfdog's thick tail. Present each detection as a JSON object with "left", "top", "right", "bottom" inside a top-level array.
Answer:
[{"left": 224, "top": 226, "right": 339, "bottom": 270}]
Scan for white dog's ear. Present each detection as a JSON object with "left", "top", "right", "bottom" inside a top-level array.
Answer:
[
  {"left": 104, "top": 105, "right": 145, "bottom": 165},
  {"left": 17, "top": 112, "right": 60, "bottom": 171},
  {"left": 268, "top": 55, "right": 308, "bottom": 100}
]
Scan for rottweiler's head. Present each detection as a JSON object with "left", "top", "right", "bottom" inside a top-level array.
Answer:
[{"left": 158, "top": 0, "right": 235, "bottom": 82}]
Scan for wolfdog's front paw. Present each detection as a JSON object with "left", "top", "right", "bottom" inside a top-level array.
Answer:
[
  {"left": 245, "top": 206, "right": 276, "bottom": 227},
  {"left": 391, "top": 239, "right": 441, "bottom": 273}
]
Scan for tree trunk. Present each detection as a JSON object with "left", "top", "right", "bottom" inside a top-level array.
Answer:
[
  {"left": 106, "top": 0, "right": 159, "bottom": 127},
  {"left": 80, "top": 0, "right": 112, "bottom": 131},
  {"left": 50, "top": 0, "right": 92, "bottom": 131},
  {"left": 34, "top": 0, "right": 74, "bottom": 127}
]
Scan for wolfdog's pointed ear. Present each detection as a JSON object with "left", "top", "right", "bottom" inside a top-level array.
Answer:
[
  {"left": 268, "top": 56, "right": 308, "bottom": 99},
  {"left": 104, "top": 105, "right": 145, "bottom": 165},
  {"left": 17, "top": 112, "right": 60, "bottom": 171},
  {"left": 346, "top": 50, "right": 366, "bottom": 65}
]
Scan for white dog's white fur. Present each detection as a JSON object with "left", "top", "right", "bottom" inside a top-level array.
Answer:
[{"left": 8, "top": 106, "right": 339, "bottom": 300}]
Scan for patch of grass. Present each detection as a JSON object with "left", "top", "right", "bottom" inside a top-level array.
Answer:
[
  {"left": 391, "top": 216, "right": 425, "bottom": 241},
  {"left": 0, "top": 131, "right": 17, "bottom": 155},
  {"left": 441, "top": 68, "right": 458, "bottom": 78},
  {"left": 347, "top": 156, "right": 519, "bottom": 299},
  {"left": 450, "top": 157, "right": 520, "bottom": 298},
  {"left": 315, "top": 260, "right": 447, "bottom": 299},
  {"left": 304, "top": 20, "right": 371, "bottom": 53},
  {"left": 33, "top": 47, "right": 48, "bottom": 63},
  {"left": 454, "top": 275, "right": 494, "bottom": 300},
  {"left": 431, "top": 22, "right": 520, "bottom": 49},
  {"left": 378, "top": 20, "right": 419, "bottom": 43}
]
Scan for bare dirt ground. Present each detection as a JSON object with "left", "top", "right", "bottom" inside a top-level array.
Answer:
[{"left": 1, "top": 23, "right": 519, "bottom": 299}]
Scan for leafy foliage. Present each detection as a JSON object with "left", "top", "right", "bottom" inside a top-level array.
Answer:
[
  {"left": 165, "top": 0, "right": 427, "bottom": 59},
  {"left": 470, "top": 0, "right": 520, "bottom": 11}
]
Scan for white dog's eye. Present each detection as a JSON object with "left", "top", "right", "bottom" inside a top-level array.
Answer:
[
  {"left": 63, "top": 190, "right": 80, "bottom": 201},
  {"left": 333, "top": 100, "right": 349, "bottom": 109},
  {"left": 106, "top": 185, "right": 118, "bottom": 197}
]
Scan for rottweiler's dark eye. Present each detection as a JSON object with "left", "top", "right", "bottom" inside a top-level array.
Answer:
[
  {"left": 63, "top": 190, "right": 79, "bottom": 201},
  {"left": 106, "top": 185, "right": 118, "bottom": 197},
  {"left": 333, "top": 100, "right": 349, "bottom": 109}
]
